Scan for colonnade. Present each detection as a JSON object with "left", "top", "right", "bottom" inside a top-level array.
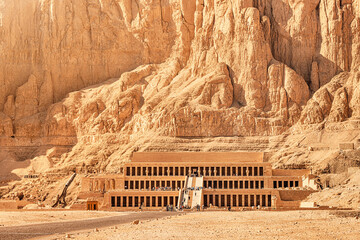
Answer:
[
  {"left": 204, "top": 180, "right": 265, "bottom": 189},
  {"left": 125, "top": 180, "right": 185, "bottom": 190},
  {"left": 203, "top": 194, "right": 272, "bottom": 208},
  {"left": 111, "top": 195, "right": 179, "bottom": 208},
  {"left": 126, "top": 166, "right": 264, "bottom": 177},
  {"left": 110, "top": 194, "right": 272, "bottom": 208},
  {"left": 273, "top": 180, "right": 299, "bottom": 188}
]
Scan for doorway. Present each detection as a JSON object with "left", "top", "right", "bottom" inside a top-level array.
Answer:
[{"left": 87, "top": 201, "right": 98, "bottom": 210}]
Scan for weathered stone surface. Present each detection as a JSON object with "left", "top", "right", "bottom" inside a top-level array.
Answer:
[
  {"left": 0, "top": 0, "right": 177, "bottom": 110},
  {"left": 0, "top": 0, "right": 359, "bottom": 187},
  {"left": 14, "top": 75, "right": 39, "bottom": 120},
  {"left": 4, "top": 95, "right": 15, "bottom": 120},
  {"left": 0, "top": 113, "right": 13, "bottom": 137},
  {"left": 328, "top": 87, "right": 350, "bottom": 122},
  {"left": 39, "top": 71, "right": 54, "bottom": 112}
]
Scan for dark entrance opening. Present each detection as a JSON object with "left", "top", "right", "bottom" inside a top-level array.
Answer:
[{"left": 87, "top": 201, "right": 98, "bottom": 210}]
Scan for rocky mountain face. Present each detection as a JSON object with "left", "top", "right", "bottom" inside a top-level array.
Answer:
[{"left": 0, "top": 0, "right": 360, "bottom": 207}]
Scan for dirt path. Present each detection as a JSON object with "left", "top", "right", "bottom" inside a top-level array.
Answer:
[
  {"left": 0, "top": 211, "right": 179, "bottom": 240},
  {"left": 56, "top": 210, "right": 360, "bottom": 240}
]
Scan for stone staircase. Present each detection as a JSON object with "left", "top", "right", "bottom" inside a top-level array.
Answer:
[
  {"left": 191, "top": 176, "right": 203, "bottom": 208},
  {"left": 178, "top": 176, "right": 203, "bottom": 209}
]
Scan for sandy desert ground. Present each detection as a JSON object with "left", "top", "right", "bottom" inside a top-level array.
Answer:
[
  {"left": 40, "top": 210, "right": 360, "bottom": 240},
  {"left": 0, "top": 211, "right": 126, "bottom": 227}
]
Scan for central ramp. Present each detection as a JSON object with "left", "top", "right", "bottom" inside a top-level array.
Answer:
[
  {"left": 191, "top": 177, "right": 203, "bottom": 208},
  {"left": 178, "top": 176, "right": 203, "bottom": 209}
]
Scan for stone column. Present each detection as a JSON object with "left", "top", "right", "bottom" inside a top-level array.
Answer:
[{"left": 201, "top": 194, "right": 205, "bottom": 207}]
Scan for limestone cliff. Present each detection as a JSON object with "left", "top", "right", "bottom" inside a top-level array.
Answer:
[{"left": 0, "top": 0, "right": 360, "bottom": 208}]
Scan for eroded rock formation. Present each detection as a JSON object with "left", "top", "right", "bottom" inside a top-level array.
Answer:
[{"left": 0, "top": 0, "right": 360, "bottom": 207}]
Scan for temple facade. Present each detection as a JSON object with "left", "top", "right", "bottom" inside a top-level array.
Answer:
[{"left": 74, "top": 152, "right": 318, "bottom": 211}]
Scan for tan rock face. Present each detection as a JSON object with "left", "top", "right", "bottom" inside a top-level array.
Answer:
[
  {"left": 0, "top": 0, "right": 176, "bottom": 110},
  {"left": 0, "top": 0, "right": 359, "bottom": 175},
  {"left": 14, "top": 75, "right": 39, "bottom": 120},
  {"left": 0, "top": 113, "right": 13, "bottom": 137}
]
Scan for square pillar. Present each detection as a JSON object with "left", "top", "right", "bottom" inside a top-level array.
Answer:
[
  {"left": 265, "top": 194, "right": 269, "bottom": 207},
  {"left": 201, "top": 193, "right": 204, "bottom": 207}
]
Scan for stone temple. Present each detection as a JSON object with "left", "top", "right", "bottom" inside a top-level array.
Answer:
[{"left": 74, "top": 152, "right": 318, "bottom": 211}]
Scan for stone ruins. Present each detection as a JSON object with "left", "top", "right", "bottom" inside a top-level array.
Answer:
[{"left": 75, "top": 152, "right": 318, "bottom": 211}]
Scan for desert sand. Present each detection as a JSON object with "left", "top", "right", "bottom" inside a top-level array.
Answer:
[
  {"left": 48, "top": 210, "right": 360, "bottom": 240},
  {"left": 0, "top": 210, "right": 126, "bottom": 227}
]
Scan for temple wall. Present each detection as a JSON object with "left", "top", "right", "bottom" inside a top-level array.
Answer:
[
  {"left": 75, "top": 152, "right": 317, "bottom": 211},
  {"left": 132, "top": 152, "right": 264, "bottom": 163}
]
